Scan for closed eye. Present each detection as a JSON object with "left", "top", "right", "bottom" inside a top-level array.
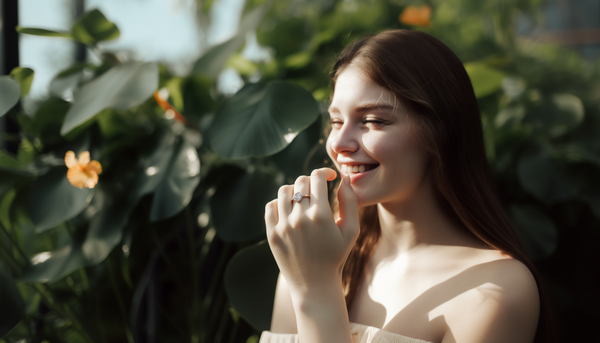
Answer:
[
  {"left": 363, "top": 119, "right": 386, "bottom": 126},
  {"left": 330, "top": 119, "right": 344, "bottom": 128}
]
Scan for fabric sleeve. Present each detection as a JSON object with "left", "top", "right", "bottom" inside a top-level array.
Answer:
[{"left": 258, "top": 331, "right": 299, "bottom": 343}]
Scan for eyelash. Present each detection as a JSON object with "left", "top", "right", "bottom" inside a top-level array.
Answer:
[{"left": 330, "top": 119, "right": 385, "bottom": 127}]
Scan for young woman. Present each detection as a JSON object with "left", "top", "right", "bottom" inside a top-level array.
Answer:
[{"left": 262, "top": 30, "right": 554, "bottom": 343}]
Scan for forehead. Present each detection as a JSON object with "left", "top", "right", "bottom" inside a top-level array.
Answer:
[{"left": 329, "top": 65, "right": 396, "bottom": 113}]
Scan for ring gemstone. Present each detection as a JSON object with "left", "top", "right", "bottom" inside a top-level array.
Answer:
[{"left": 293, "top": 192, "right": 303, "bottom": 202}]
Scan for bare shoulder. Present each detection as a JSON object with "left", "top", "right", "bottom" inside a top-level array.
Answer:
[{"left": 442, "top": 256, "right": 540, "bottom": 343}]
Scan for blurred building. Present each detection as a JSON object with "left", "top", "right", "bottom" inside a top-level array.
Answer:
[{"left": 519, "top": 0, "right": 600, "bottom": 59}]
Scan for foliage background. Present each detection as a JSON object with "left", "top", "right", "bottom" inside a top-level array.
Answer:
[{"left": 1, "top": 0, "right": 599, "bottom": 342}]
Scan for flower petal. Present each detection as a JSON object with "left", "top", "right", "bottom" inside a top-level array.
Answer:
[
  {"left": 67, "top": 168, "right": 89, "bottom": 189},
  {"left": 84, "top": 171, "right": 99, "bottom": 189},
  {"left": 65, "top": 151, "right": 78, "bottom": 168},
  {"left": 87, "top": 160, "right": 103, "bottom": 175},
  {"left": 78, "top": 151, "right": 90, "bottom": 165}
]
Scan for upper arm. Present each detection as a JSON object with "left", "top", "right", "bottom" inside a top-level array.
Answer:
[
  {"left": 270, "top": 272, "right": 298, "bottom": 333},
  {"left": 442, "top": 259, "right": 540, "bottom": 343}
]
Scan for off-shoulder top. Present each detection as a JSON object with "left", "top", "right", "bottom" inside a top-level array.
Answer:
[{"left": 259, "top": 323, "right": 434, "bottom": 343}]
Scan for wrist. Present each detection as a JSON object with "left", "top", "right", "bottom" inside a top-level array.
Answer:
[{"left": 291, "top": 276, "right": 346, "bottom": 315}]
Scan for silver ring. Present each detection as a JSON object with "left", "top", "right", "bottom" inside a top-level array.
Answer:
[{"left": 292, "top": 192, "right": 310, "bottom": 202}]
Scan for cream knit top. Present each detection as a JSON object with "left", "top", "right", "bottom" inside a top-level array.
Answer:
[{"left": 259, "top": 323, "right": 434, "bottom": 343}]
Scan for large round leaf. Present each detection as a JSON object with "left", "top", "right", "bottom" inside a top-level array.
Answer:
[
  {"left": 149, "top": 140, "right": 201, "bottom": 222},
  {"left": 21, "top": 229, "right": 89, "bottom": 283},
  {"left": 211, "top": 166, "right": 280, "bottom": 242},
  {"left": 517, "top": 148, "right": 575, "bottom": 203},
  {"left": 192, "top": 3, "right": 268, "bottom": 79},
  {"left": 0, "top": 267, "right": 25, "bottom": 336},
  {"left": 28, "top": 168, "right": 94, "bottom": 232},
  {"left": 209, "top": 81, "right": 319, "bottom": 159},
  {"left": 270, "top": 118, "right": 327, "bottom": 183},
  {"left": 509, "top": 204, "right": 558, "bottom": 260},
  {"left": 61, "top": 62, "right": 158, "bottom": 135},
  {"left": 82, "top": 185, "right": 133, "bottom": 264},
  {"left": 525, "top": 93, "right": 584, "bottom": 138},
  {"left": 0, "top": 76, "right": 20, "bottom": 118},
  {"left": 224, "top": 241, "right": 279, "bottom": 331},
  {"left": 464, "top": 62, "right": 505, "bottom": 98},
  {"left": 71, "top": 9, "right": 120, "bottom": 46}
]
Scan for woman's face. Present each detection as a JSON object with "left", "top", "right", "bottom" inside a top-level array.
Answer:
[{"left": 326, "top": 65, "right": 430, "bottom": 207}]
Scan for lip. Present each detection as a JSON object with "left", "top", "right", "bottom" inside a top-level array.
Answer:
[{"left": 338, "top": 163, "right": 379, "bottom": 183}]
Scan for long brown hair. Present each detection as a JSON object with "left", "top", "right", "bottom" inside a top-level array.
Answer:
[{"left": 330, "top": 30, "right": 556, "bottom": 343}]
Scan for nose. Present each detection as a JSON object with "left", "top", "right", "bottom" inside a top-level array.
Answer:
[{"left": 329, "top": 124, "right": 359, "bottom": 155}]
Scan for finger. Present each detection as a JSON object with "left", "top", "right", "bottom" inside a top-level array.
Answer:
[
  {"left": 277, "top": 185, "right": 293, "bottom": 222},
  {"left": 310, "top": 168, "right": 337, "bottom": 208},
  {"left": 292, "top": 175, "right": 311, "bottom": 213},
  {"left": 265, "top": 199, "right": 278, "bottom": 230},
  {"left": 336, "top": 175, "right": 360, "bottom": 246}
]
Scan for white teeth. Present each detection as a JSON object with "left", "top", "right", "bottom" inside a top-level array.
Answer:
[{"left": 341, "top": 164, "right": 374, "bottom": 174}]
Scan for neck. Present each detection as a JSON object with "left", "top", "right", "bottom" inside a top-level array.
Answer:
[{"left": 374, "top": 176, "right": 478, "bottom": 256}]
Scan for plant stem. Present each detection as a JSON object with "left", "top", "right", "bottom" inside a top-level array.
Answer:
[
  {"left": 186, "top": 207, "right": 200, "bottom": 343},
  {"left": 105, "top": 256, "right": 135, "bottom": 343},
  {"left": 151, "top": 230, "right": 188, "bottom": 295},
  {"left": 79, "top": 267, "right": 90, "bottom": 291},
  {"left": 0, "top": 222, "right": 30, "bottom": 266},
  {"left": 33, "top": 283, "right": 95, "bottom": 343},
  {"left": 0, "top": 243, "right": 22, "bottom": 275}
]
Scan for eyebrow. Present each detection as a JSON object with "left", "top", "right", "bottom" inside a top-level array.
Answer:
[{"left": 328, "top": 103, "right": 395, "bottom": 114}]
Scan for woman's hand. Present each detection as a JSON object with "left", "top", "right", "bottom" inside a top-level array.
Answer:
[{"left": 264, "top": 168, "right": 360, "bottom": 297}]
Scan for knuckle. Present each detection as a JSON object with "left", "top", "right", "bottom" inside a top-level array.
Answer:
[
  {"left": 295, "top": 175, "right": 309, "bottom": 185},
  {"left": 310, "top": 169, "right": 321, "bottom": 177},
  {"left": 278, "top": 185, "right": 291, "bottom": 197},
  {"left": 265, "top": 199, "right": 277, "bottom": 211}
]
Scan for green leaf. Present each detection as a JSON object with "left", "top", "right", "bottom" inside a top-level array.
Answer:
[
  {"left": 50, "top": 65, "right": 88, "bottom": 98},
  {"left": 28, "top": 168, "right": 94, "bottom": 232},
  {"left": 192, "top": 3, "right": 268, "bottom": 78},
  {"left": 81, "top": 186, "right": 132, "bottom": 264},
  {"left": 61, "top": 62, "right": 158, "bottom": 136},
  {"left": 193, "top": 35, "right": 246, "bottom": 79},
  {"left": 464, "top": 62, "right": 505, "bottom": 98},
  {"left": 21, "top": 229, "right": 88, "bottom": 283},
  {"left": 270, "top": 118, "right": 326, "bottom": 183},
  {"left": 149, "top": 140, "right": 201, "bottom": 222},
  {"left": 0, "top": 267, "right": 26, "bottom": 336},
  {"left": 0, "top": 172, "right": 17, "bottom": 199},
  {"left": 0, "top": 76, "right": 20, "bottom": 117},
  {"left": 211, "top": 166, "right": 279, "bottom": 242},
  {"left": 209, "top": 81, "right": 319, "bottom": 159},
  {"left": 70, "top": 9, "right": 120, "bottom": 46},
  {"left": 517, "top": 147, "right": 575, "bottom": 203},
  {"left": 525, "top": 93, "right": 584, "bottom": 138},
  {"left": 132, "top": 133, "right": 177, "bottom": 199},
  {"left": 16, "top": 26, "right": 72, "bottom": 38},
  {"left": 10, "top": 67, "right": 35, "bottom": 97},
  {"left": 284, "top": 51, "right": 313, "bottom": 69},
  {"left": 224, "top": 241, "right": 279, "bottom": 331},
  {"left": 31, "top": 98, "right": 71, "bottom": 146},
  {"left": 510, "top": 204, "right": 558, "bottom": 259}
]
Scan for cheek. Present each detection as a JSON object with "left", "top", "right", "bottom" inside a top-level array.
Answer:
[{"left": 325, "top": 135, "right": 337, "bottom": 161}]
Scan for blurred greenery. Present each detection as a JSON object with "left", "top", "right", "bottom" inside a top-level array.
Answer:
[{"left": 0, "top": 0, "right": 599, "bottom": 342}]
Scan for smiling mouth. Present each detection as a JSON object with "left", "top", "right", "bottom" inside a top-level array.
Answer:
[{"left": 341, "top": 164, "right": 380, "bottom": 174}]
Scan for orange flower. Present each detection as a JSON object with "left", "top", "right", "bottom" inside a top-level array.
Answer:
[
  {"left": 65, "top": 151, "right": 102, "bottom": 189},
  {"left": 154, "top": 90, "right": 186, "bottom": 124},
  {"left": 399, "top": 5, "right": 431, "bottom": 27}
]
